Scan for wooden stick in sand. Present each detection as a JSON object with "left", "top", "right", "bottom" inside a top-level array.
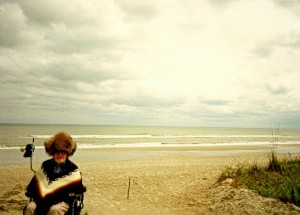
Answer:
[{"left": 127, "top": 177, "right": 131, "bottom": 199}]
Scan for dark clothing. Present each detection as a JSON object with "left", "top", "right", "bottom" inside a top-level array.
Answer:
[{"left": 26, "top": 158, "right": 83, "bottom": 214}]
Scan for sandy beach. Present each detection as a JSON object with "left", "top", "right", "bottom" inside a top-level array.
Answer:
[{"left": 1, "top": 145, "right": 300, "bottom": 215}]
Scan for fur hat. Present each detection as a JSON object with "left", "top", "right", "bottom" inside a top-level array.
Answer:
[{"left": 44, "top": 132, "right": 76, "bottom": 156}]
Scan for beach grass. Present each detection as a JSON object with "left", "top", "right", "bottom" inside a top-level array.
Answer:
[
  {"left": 218, "top": 126, "right": 300, "bottom": 206},
  {"left": 217, "top": 149, "right": 300, "bottom": 207}
]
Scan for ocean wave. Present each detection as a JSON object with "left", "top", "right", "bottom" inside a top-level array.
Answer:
[
  {"left": 1, "top": 141, "right": 299, "bottom": 150},
  {"left": 25, "top": 134, "right": 296, "bottom": 139}
]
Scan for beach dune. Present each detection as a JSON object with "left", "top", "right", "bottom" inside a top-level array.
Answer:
[{"left": 1, "top": 147, "right": 300, "bottom": 214}]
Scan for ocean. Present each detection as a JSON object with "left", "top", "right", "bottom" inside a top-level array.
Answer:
[
  {"left": 0, "top": 124, "right": 299, "bottom": 166},
  {"left": 1, "top": 123, "right": 300, "bottom": 148}
]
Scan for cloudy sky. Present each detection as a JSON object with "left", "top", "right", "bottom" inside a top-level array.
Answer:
[{"left": 0, "top": 0, "right": 300, "bottom": 128}]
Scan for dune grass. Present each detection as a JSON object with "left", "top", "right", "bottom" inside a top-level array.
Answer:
[
  {"left": 218, "top": 128, "right": 300, "bottom": 206},
  {"left": 218, "top": 151, "right": 300, "bottom": 206}
]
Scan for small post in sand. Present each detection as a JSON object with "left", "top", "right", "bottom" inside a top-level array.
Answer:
[{"left": 127, "top": 177, "right": 131, "bottom": 199}]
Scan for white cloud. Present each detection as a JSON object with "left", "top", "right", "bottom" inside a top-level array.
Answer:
[
  {"left": 0, "top": 3, "right": 27, "bottom": 47},
  {"left": 0, "top": 0, "right": 299, "bottom": 127}
]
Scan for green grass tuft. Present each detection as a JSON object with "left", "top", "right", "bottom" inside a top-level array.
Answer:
[{"left": 217, "top": 153, "right": 300, "bottom": 206}]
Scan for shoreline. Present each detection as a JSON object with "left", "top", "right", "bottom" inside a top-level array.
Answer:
[{"left": 1, "top": 143, "right": 300, "bottom": 167}]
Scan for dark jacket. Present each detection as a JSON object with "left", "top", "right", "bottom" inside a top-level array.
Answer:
[{"left": 26, "top": 158, "right": 84, "bottom": 213}]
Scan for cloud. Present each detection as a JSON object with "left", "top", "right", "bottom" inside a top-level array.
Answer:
[
  {"left": 116, "top": 0, "right": 157, "bottom": 21},
  {"left": 0, "top": 2, "right": 26, "bottom": 47},
  {"left": 274, "top": 0, "right": 300, "bottom": 16},
  {"left": 0, "top": 0, "right": 300, "bottom": 127},
  {"left": 266, "top": 84, "right": 289, "bottom": 95}
]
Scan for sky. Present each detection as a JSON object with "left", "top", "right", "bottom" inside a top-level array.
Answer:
[{"left": 0, "top": 0, "right": 300, "bottom": 128}]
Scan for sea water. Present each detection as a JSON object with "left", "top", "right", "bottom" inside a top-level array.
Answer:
[
  {"left": 0, "top": 124, "right": 299, "bottom": 166},
  {"left": 0, "top": 123, "right": 300, "bottom": 148}
]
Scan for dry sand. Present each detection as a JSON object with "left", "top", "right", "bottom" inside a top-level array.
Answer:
[{"left": 1, "top": 146, "right": 300, "bottom": 215}]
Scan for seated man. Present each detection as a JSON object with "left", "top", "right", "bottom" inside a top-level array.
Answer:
[{"left": 24, "top": 132, "right": 84, "bottom": 215}]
